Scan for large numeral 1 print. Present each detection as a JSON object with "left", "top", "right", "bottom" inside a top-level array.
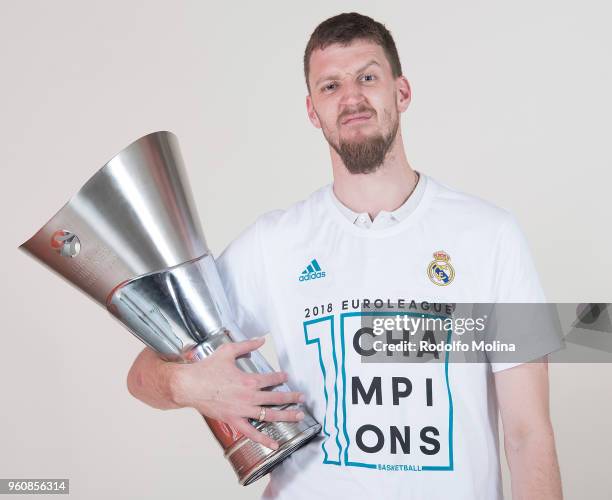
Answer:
[{"left": 303, "top": 315, "right": 342, "bottom": 465}]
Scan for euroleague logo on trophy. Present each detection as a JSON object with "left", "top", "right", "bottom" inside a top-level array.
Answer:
[{"left": 50, "top": 229, "right": 81, "bottom": 258}]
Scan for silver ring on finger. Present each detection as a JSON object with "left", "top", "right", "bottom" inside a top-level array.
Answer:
[{"left": 258, "top": 406, "right": 266, "bottom": 421}]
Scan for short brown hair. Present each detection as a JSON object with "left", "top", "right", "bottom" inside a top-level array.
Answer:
[{"left": 303, "top": 12, "right": 403, "bottom": 92}]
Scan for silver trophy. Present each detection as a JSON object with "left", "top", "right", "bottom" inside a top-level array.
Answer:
[{"left": 19, "top": 131, "right": 321, "bottom": 485}]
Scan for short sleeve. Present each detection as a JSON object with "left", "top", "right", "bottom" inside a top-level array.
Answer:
[
  {"left": 488, "top": 214, "right": 562, "bottom": 372},
  {"left": 216, "top": 218, "right": 269, "bottom": 339},
  {"left": 492, "top": 213, "right": 546, "bottom": 303}
]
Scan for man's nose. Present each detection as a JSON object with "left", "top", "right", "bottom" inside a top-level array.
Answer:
[{"left": 338, "top": 79, "right": 366, "bottom": 108}]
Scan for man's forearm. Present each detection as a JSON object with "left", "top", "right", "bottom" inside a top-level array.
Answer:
[
  {"left": 126, "top": 347, "right": 181, "bottom": 410},
  {"left": 505, "top": 424, "right": 563, "bottom": 500}
]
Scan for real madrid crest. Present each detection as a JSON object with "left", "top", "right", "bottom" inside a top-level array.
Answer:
[{"left": 427, "top": 250, "right": 455, "bottom": 286}]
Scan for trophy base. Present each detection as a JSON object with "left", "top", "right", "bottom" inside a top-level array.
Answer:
[{"left": 226, "top": 416, "right": 322, "bottom": 486}]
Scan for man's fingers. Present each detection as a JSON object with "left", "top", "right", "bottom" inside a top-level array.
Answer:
[
  {"left": 224, "top": 337, "right": 266, "bottom": 358},
  {"left": 254, "top": 390, "right": 305, "bottom": 406},
  {"left": 251, "top": 371, "right": 288, "bottom": 389},
  {"left": 232, "top": 418, "right": 279, "bottom": 450},
  {"left": 254, "top": 406, "right": 305, "bottom": 423}
]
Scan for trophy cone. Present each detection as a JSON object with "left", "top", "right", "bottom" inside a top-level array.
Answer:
[
  {"left": 20, "top": 131, "right": 208, "bottom": 305},
  {"left": 20, "top": 131, "right": 321, "bottom": 485}
]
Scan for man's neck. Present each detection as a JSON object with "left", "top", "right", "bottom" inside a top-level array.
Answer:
[{"left": 331, "top": 131, "right": 418, "bottom": 220}]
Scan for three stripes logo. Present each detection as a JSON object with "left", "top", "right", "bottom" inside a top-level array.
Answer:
[{"left": 298, "top": 258, "right": 326, "bottom": 282}]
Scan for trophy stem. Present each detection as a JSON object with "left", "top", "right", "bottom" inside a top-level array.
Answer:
[{"left": 107, "top": 254, "right": 322, "bottom": 485}]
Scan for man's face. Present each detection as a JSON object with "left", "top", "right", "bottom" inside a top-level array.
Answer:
[{"left": 306, "top": 39, "right": 410, "bottom": 174}]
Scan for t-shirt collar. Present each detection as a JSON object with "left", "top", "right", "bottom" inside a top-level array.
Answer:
[{"left": 330, "top": 171, "right": 426, "bottom": 227}]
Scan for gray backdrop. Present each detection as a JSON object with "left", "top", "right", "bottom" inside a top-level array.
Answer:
[{"left": 1, "top": 1, "right": 610, "bottom": 499}]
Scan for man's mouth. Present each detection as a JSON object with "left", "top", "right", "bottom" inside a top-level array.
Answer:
[{"left": 341, "top": 113, "right": 373, "bottom": 125}]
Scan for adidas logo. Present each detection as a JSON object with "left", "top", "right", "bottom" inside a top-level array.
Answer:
[{"left": 298, "top": 258, "right": 326, "bottom": 282}]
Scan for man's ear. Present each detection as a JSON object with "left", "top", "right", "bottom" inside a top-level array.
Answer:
[
  {"left": 396, "top": 76, "right": 411, "bottom": 113},
  {"left": 306, "top": 95, "right": 322, "bottom": 129}
]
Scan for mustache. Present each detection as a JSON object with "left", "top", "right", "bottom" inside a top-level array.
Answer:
[{"left": 337, "top": 104, "right": 377, "bottom": 125}]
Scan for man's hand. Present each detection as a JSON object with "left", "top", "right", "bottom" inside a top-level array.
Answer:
[
  {"left": 126, "top": 337, "right": 306, "bottom": 450},
  {"left": 495, "top": 357, "right": 563, "bottom": 499}
]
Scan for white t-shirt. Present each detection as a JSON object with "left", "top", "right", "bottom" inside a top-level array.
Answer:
[{"left": 216, "top": 174, "right": 547, "bottom": 500}]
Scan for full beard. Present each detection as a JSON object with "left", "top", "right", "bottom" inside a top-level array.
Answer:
[{"left": 329, "top": 113, "right": 399, "bottom": 175}]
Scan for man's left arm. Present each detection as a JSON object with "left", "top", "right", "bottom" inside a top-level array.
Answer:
[{"left": 495, "top": 357, "right": 563, "bottom": 500}]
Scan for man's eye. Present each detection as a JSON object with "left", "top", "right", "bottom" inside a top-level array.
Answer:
[
  {"left": 322, "top": 82, "right": 337, "bottom": 92},
  {"left": 360, "top": 74, "right": 376, "bottom": 82}
]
